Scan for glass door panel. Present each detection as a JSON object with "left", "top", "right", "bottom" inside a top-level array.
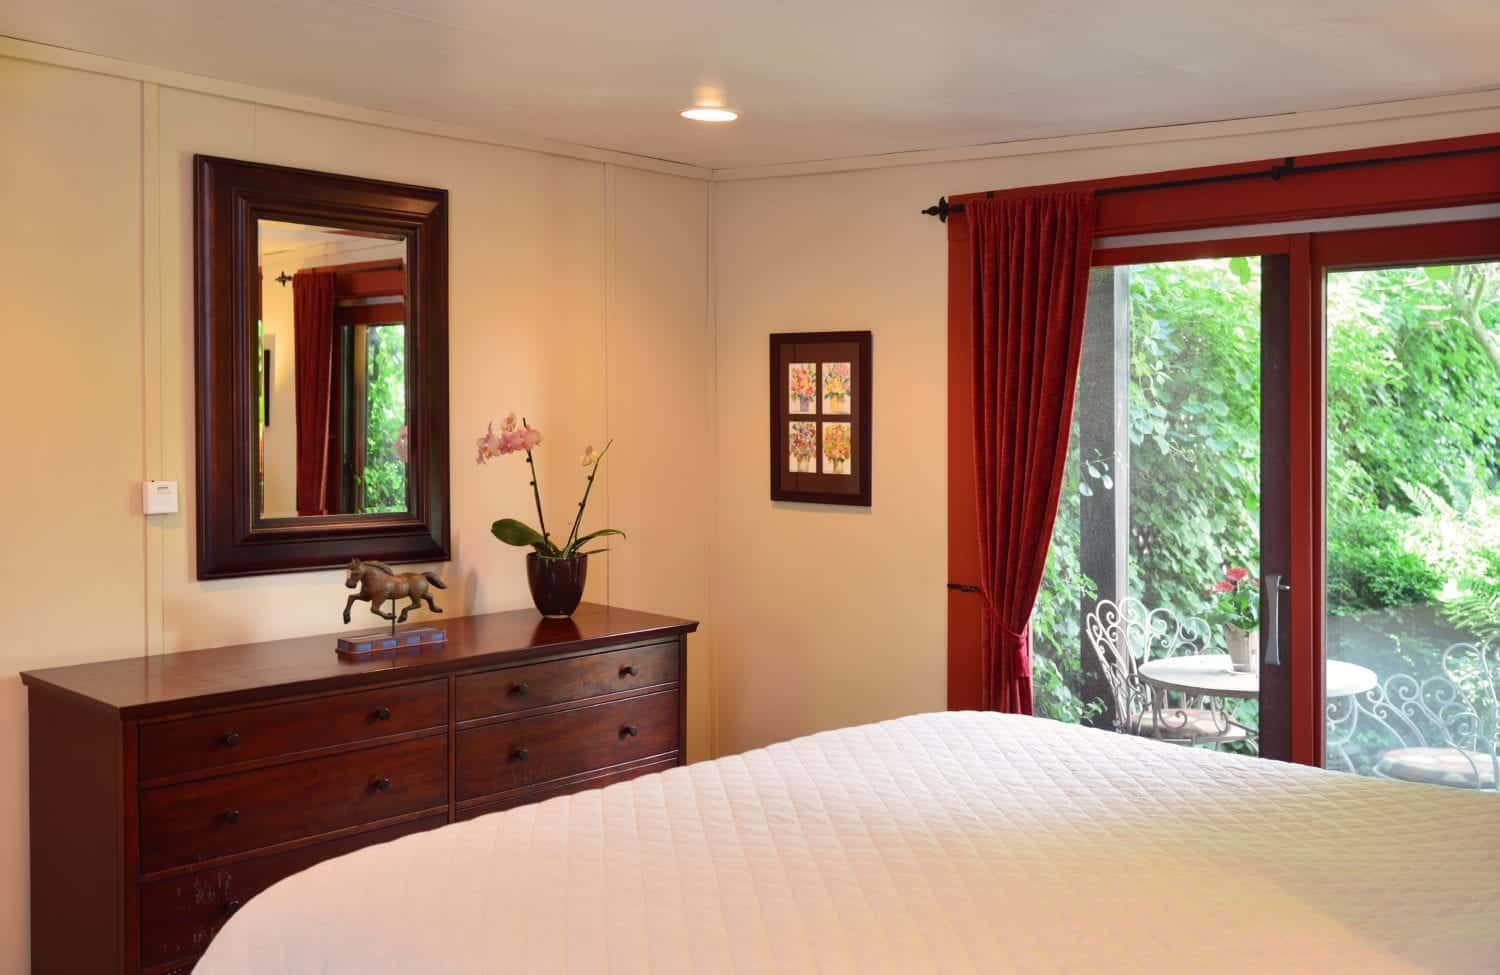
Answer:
[
  {"left": 1035, "top": 254, "right": 1290, "bottom": 759},
  {"left": 1324, "top": 258, "right": 1500, "bottom": 785}
]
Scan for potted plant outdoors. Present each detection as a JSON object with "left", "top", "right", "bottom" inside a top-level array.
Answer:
[
  {"left": 1207, "top": 565, "right": 1260, "bottom": 673},
  {"left": 477, "top": 414, "right": 623, "bottom": 619}
]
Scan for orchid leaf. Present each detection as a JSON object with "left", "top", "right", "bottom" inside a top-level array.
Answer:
[
  {"left": 492, "top": 518, "right": 547, "bottom": 549},
  {"left": 565, "top": 528, "right": 626, "bottom": 555}
]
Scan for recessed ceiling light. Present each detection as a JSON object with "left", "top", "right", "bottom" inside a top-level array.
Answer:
[{"left": 681, "top": 107, "right": 738, "bottom": 123}]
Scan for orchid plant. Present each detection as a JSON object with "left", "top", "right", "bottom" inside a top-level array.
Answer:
[
  {"left": 477, "top": 414, "right": 623, "bottom": 560},
  {"left": 1205, "top": 564, "right": 1259, "bottom": 632}
]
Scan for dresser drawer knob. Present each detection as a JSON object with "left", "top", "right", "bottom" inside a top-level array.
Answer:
[
  {"left": 620, "top": 725, "right": 639, "bottom": 738},
  {"left": 374, "top": 706, "right": 392, "bottom": 721},
  {"left": 619, "top": 665, "right": 639, "bottom": 678},
  {"left": 223, "top": 809, "right": 241, "bottom": 825},
  {"left": 221, "top": 731, "right": 241, "bottom": 747},
  {"left": 224, "top": 899, "right": 243, "bottom": 915},
  {"left": 510, "top": 682, "right": 530, "bottom": 697},
  {"left": 511, "top": 747, "right": 529, "bottom": 761},
  {"left": 374, "top": 777, "right": 393, "bottom": 793}
]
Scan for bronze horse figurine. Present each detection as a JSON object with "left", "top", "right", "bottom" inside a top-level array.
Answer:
[{"left": 342, "top": 559, "right": 447, "bottom": 625}]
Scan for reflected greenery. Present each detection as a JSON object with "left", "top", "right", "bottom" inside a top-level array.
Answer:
[{"left": 360, "top": 324, "right": 408, "bottom": 513}]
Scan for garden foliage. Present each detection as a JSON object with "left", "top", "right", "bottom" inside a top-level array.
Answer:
[{"left": 1033, "top": 259, "right": 1500, "bottom": 722}]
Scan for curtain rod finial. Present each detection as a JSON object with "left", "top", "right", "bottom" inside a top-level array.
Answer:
[{"left": 922, "top": 196, "right": 961, "bottom": 222}]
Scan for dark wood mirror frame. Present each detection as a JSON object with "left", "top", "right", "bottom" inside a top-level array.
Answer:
[{"left": 194, "top": 155, "right": 450, "bottom": 579}]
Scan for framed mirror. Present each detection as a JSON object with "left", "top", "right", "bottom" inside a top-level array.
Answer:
[{"left": 194, "top": 155, "right": 449, "bottom": 578}]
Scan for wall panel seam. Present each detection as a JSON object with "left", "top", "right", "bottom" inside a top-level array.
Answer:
[
  {"left": 141, "top": 79, "right": 165, "bottom": 656},
  {"left": 602, "top": 164, "right": 615, "bottom": 607}
]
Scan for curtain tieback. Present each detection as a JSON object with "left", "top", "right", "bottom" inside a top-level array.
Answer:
[{"left": 978, "top": 592, "right": 1029, "bottom": 645}]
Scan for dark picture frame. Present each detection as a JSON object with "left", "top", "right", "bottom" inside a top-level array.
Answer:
[
  {"left": 194, "top": 155, "right": 450, "bottom": 579},
  {"left": 770, "top": 330, "right": 872, "bottom": 506}
]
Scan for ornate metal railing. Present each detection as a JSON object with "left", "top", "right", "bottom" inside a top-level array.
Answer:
[{"left": 1326, "top": 641, "right": 1498, "bottom": 790}]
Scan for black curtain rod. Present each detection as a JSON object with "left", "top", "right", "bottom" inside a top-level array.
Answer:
[{"left": 921, "top": 143, "right": 1500, "bottom": 221}]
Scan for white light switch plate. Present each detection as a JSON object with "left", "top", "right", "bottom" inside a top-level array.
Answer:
[{"left": 143, "top": 480, "right": 179, "bottom": 515}]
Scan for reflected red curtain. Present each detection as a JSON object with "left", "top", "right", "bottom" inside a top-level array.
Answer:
[
  {"left": 293, "top": 268, "right": 338, "bottom": 516},
  {"left": 968, "top": 191, "right": 1096, "bottom": 714}
]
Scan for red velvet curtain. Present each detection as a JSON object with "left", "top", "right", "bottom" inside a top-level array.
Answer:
[
  {"left": 967, "top": 191, "right": 1096, "bottom": 714},
  {"left": 293, "top": 269, "right": 339, "bottom": 516}
]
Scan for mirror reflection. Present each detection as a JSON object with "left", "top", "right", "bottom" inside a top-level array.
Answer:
[{"left": 256, "top": 219, "right": 411, "bottom": 519}]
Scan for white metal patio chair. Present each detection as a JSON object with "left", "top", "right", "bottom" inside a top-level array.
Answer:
[
  {"left": 1085, "top": 597, "right": 1252, "bottom": 748},
  {"left": 1326, "top": 641, "right": 1499, "bottom": 791}
]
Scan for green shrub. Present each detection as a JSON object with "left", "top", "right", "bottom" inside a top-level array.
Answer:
[{"left": 1327, "top": 507, "right": 1440, "bottom": 613}]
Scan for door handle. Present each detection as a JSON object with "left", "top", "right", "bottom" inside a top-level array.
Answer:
[{"left": 1263, "top": 573, "right": 1291, "bottom": 666}]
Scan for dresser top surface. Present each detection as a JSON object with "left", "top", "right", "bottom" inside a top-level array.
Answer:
[{"left": 21, "top": 603, "right": 697, "bottom": 718}]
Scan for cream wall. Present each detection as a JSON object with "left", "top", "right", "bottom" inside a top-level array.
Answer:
[
  {"left": 0, "top": 52, "right": 711, "bottom": 974},
  {"left": 0, "top": 57, "right": 145, "bottom": 972},
  {"left": 709, "top": 103, "right": 1500, "bottom": 758}
]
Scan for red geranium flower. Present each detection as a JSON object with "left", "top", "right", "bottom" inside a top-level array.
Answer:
[
  {"left": 1225, "top": 566, "right": 1250, "bottom": 583},
  {"left": 1211, "top": 580, "right": 1235, "bottom": 593}
]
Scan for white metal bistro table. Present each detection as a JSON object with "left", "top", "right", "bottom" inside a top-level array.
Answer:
[
  {"left": 1137, "top": 654, "right": 1378, "bottom": 701},
  {"left": 1136, "top": 654, "right": 1378, "bottom": 747}
]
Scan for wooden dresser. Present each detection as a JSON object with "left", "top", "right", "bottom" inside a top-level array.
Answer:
[{"left": 21, "top": 603, "right": 696, "bottom": 975}]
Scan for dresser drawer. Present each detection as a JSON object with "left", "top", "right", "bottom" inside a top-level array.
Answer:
[
  {"left": 140, "top": 679, "right": 448, "bottom": 781},
  {"left": 139, "top": 735, "right": 447, "bottom": 873},
  {"left": 457, "top": 689, "right": 679, "bottom": 800},
  {"left": 456, "top": 641, "right": 678, "bottom": 721},
  {"left": 456, "top": 755, "right": 678, "bottom": 821},
  {"left": 139, "top": 813, "right": 446, "bottom": 968}
]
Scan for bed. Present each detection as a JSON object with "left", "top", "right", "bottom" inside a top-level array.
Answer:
[{"left": 196, "top": 711, "right": 1500, "bottom": 974}]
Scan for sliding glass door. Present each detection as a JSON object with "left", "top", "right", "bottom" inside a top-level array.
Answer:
[
  {"left": 1316, "top": 220, "right": 1500, "bottom": 785},
  {"left": 1033, "top": 219, "right": 1500, "bottom": 776}
]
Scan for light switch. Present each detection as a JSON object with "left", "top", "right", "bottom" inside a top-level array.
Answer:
[{"left": 142, "top": 480, "right": 179, "bottom": 515}]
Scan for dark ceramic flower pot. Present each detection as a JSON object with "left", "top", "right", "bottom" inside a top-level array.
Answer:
[{"left": 526, "top": 553, "right": 588, "bottom": 619}]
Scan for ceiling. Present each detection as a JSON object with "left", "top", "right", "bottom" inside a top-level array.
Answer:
[
  {"left": 5, "top": 1, "right": 1500, "bottom": 171},
  {"left": 258, "top": 220, "right": 402, "bottom": 257}
]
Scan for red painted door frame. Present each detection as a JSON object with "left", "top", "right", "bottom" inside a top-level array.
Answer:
[
  {"left": 946, "top": 133, "right": 1500, "bottom": 767},
  {"left": 946, "top": 214, "right": 982, "bottom": 711}
]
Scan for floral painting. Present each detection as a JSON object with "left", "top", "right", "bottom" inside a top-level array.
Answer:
[
  {"left": 789, "top": 422, "right": 817, "bottom": 472},
  {"left": 770, "top": 331, "right": 870, "bottom": 506},
  {"left": 822, "top": 362, "right": 852, "bottom": 414},
  {"left": 789, "top": 363, "right": 818, "bottom": 414},
  {"left": 822, "top": 422, "right": 852, "bottom": 475}
]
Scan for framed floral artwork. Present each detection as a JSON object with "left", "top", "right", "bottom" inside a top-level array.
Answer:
[{"left": 770, "top": 330, "right": 872, "bottom": 505}]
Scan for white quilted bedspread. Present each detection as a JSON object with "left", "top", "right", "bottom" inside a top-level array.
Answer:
[{"left": 198, "top": 712, "right": 1500, "bottom": 974}]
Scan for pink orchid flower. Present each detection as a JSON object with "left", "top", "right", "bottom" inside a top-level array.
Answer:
[
  {"left": 475, "top": 422, "right": 502, "bottom": 464},
  {"left": 477, "top": 416, "right": 543, "bottom": 463},
  {"left": 580, "top": 445, "right": 597, "bottom": 467}
]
